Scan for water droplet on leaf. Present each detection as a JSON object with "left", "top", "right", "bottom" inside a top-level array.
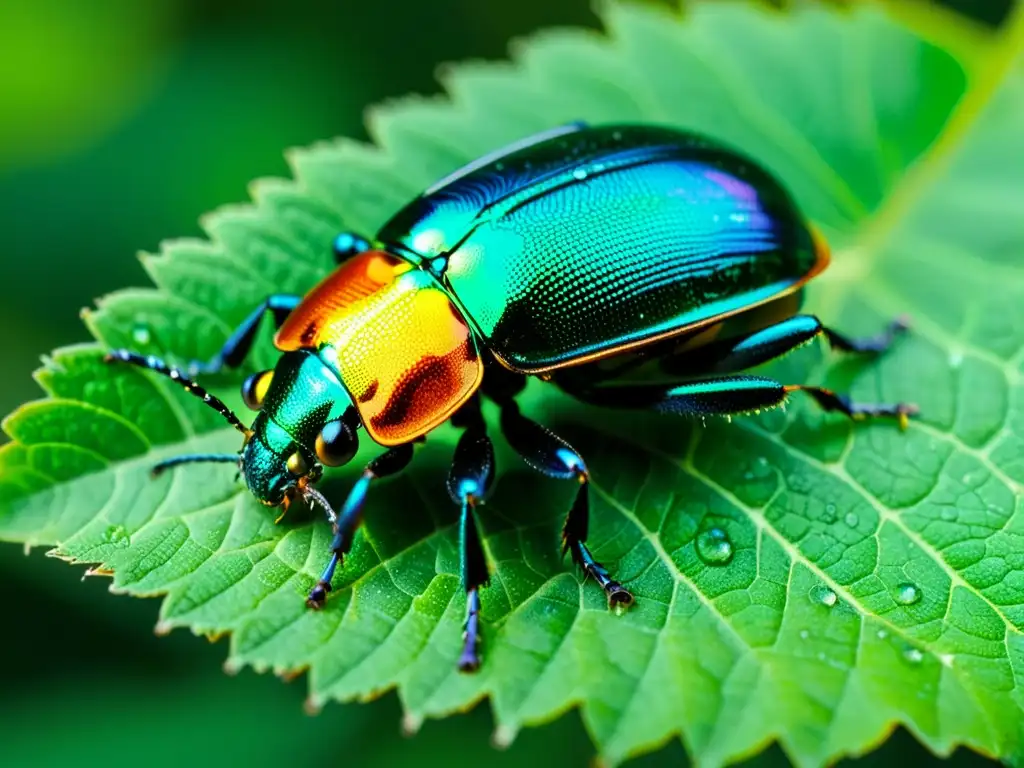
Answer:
[
  {"left": 876, "top": 629, "right": 888, "bottom": 640},
  {"left": 895, "top": 583, "right": 921, "bottom": 605},
  {"left": 799, "top": 629, "right": 809, "bottom": 640},
  {"left": 940, "top": 508, "right": 957, "bottom": 521},
  {"left": 104, "top": 524, "right": 128, "bottom": 545},
  {"left": 695, "top": 527, "right": 733, "bottom": 566},
  {"left": 132, "top": 325, "right": 151, "bottom": 345},
  {"left": 844, "top": 512, "right": 859, "bottom": 527},
  {"left": 903, "top": 646, "right": 924, "bottom": 664},
  {"left": 810, "top": 584, "right": 838, "bottom": 607}
]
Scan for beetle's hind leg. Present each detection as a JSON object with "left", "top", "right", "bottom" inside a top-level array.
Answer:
[
  {"left": 661, "top": 314, "right": 910, "bottom": 377},
  {"left": 497, "top": 399, "right": 634, "bottom": 609},
  {"left": 570, "top": 375, "right": 916, "bottom": 428},
  {"left": 446, "top": 397, "right": 495, "bottom": 672},
  {"left": 190, "top": 294, "right": 302, "bottom": 376}
]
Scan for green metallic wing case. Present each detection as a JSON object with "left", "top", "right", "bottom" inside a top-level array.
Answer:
[{"left": 378, "top": 124, "right": 827, "bottom": 373}]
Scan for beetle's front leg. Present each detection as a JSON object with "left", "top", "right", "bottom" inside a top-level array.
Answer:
[
  {"left": 190, "top": 294, "right": 302, "bottom": 376},
  {"left": 499, "top": 401, "right": 634, "bottom": 609},
  {"left": 305, "top": 443, "right": 415, "bottom": 609}
]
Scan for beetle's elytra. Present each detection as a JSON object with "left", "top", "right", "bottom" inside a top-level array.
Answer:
[{"left": 107, "top": 123, "right": 916, "bottom": 671}]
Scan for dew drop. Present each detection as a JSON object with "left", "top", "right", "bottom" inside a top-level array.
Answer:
[
  {"left": 104, "top": 524, "right": 129, "bottom": 545},
  {"left": 799, "top": 629, "right": 809, "bottom": 640},
  {"left": 903, "top": 646, "right": 924, "bottom": 665},
  {"left": 940, "top": 508, "right": 958, "bottom": 522},
  {"left": 132, "top": 324, "right": 152, "bottom": 345},
  {"left": 948, "top": 350, "right": 964, "bottom": 367},
  {"left": 895, "top": 583, "right": 921, "bottom": 605},
  {"left": 844, "top": 512, "right": 859, "bottom": 527},
  {"left": 756, "top": 457, "right": 768, "bottom": 467},
  {"left": 825, "top": 503, "right": 837, "bottom": 515},
  {"left": 876, "top": 629, "right": 888, "bottom": 640},
  {"left": 572, "top": 168, "right": 588, "bottom": 180},
  {"left": 810, "top": 584, "right": 838, "bottom": 608},
  {"left": 695, "top": 527, "right": 734, "bottom": 566},
  {"left": 743, "top": 471, "right": 754, "bottom": 481}
]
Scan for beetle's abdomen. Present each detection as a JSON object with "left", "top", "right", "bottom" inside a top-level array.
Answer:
[{"left": 450, "top": 158, "right": 821, "bottom": 371}]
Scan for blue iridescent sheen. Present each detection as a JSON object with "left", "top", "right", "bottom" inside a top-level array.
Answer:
[{"left": 379, "top": 124, "right": 824, "bottom": 372}]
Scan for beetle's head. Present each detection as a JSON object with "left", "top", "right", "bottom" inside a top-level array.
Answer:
[{"left": 237, "top": 351, "right": 360, "bottom": 511}]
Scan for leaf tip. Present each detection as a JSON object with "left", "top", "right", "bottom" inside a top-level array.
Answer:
[
  {"left": 400, "top": 712, "right": 423, "bottom": 737},
  {"left": 154, "top": 620, "right": 173, "bottom": 637},
  {"left": 491, "top": 723, "right": 517, "bottom": 750},
  {"left": 303, "top": 696, "right": 323, "bottom": 717}
]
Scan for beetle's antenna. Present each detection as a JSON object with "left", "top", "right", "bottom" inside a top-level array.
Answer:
[{"left": 104, "top": 350, "right": 250, "bottom": 435}]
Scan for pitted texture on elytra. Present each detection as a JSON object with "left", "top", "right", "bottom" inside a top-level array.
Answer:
[
  {"left": 316, "top": 271, "right": 482, "bottom": 446},
  {"left": 382, "top": 125, "right": 821, "bottom": 371}
]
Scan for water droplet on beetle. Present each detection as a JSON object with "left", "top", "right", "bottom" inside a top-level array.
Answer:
[
  {"left": 132, "top": 325, "right": 151, "bottom": 345},
  {"left": 572, "top": 168, "right": 588, "bottom": 180},
  {"left": 844, "top": 512, "right": 859, "bottom": 527},
  {"left": 810, "top": 584, "right": 838, "bottom": 607},
  {"left": 695, "top": 527, "right": 734, "bottom": 566},
  {"left": 895, "top": 583, "right": 921, "bottom": 605},
  {"left": 903, "top": 646, "right": 924, "bottom": 665}
]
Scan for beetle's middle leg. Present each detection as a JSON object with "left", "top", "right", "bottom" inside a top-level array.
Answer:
[
  {"left": 305, "top": 443, "right": 415, "bottom": 609},
  {"left": 446, "top": 396, "right": 495, "bottom": 672},
  {"left": 498, "top": 399, "right": 634, "bottom": 608}
]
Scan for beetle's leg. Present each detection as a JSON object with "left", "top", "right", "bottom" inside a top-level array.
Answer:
[
  {"left": 662, "top": 314, "right": 910, "bottom": 377},
  {"left": 822, "top": 316, "right": 910, "bottom": 355},
  {"left": 190, "top": 294, "right": 302, "bottom": 376},
  {"left": 498, "top": 400, "right": 633, "bottom": 609},
  {"left": 785, "top": 386, "right": 919, "bottom": 430},
  {"left": 331, "top": 231, "right": 372, "bottom": 264},
  {"left": 306, "top": 443, "right": 415, "bottom": 609},
  {"left": 571, "top": 375, "right": 917, "bottom": 428},
  {"left": 446, "top": 398, "right": 495, "bottom": 672}
]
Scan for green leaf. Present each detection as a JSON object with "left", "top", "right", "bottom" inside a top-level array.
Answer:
[{"left": 2, "top": 2, "right": 1023, "bottom": 765}]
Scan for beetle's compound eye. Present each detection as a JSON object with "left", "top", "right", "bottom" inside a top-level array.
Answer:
[
  {"left": 286, "top": 451, "right": 309, "bottom": 477},
  {"left": 315, "top": 418, "right": 359, "bottom": 467},
  {"left": 241, "top": 370, "right": 273, "bottom": 411}
]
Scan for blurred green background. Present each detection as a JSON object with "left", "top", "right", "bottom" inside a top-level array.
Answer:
[{"left": 0, "top": 0, "right": 1011, "bottom": 765}]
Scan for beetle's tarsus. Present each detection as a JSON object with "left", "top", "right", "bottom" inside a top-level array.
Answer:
[
  {"left": 457, "top": 589, "right": 483, "bottom": 673},
  {"left": 306, "top": 581, "right": 331, "bottom": 610}
]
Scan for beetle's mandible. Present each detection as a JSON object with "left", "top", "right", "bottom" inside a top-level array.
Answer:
[{"left": 107, "top": 123, "right": 916, "bottom": 671}]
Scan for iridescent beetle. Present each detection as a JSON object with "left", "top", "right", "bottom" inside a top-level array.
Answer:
[{"left": 107, "top": 123, "right": 915, "bottom": 671}]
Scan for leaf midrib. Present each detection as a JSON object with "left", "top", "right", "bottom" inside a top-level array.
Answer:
[{"left": 842, "top": 4, "right": 1024, "bottom": 288}]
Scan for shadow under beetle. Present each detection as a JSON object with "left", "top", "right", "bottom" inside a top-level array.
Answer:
[{"left": 107, "top": 123, "right": 916, "bottom": 671}]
